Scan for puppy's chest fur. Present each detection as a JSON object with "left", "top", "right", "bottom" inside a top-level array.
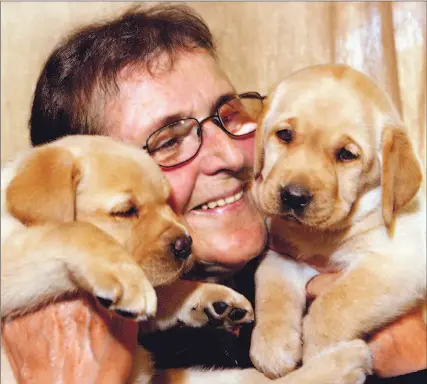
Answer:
[{"left": 267, "top": 209, "right": 384, "bottom": 272}]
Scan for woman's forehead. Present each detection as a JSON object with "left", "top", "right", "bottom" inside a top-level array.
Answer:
[
  {"left": 118, "top": 49, "right": 230, "bottom": 91},
  {"left": 106, "top": 50, "right": 234, "bottom": 143}
]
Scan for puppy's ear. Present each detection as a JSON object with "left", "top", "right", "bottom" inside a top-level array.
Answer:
[
  {"left": 381, "top": 125, "right": 422, "bottom": 228},
  {"left": 6, "top": 146, "right": 80, "bottom": 225}
]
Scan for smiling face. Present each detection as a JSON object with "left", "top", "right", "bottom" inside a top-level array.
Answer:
[
  {"left": 105, "top": 50, "right": 267, "bottom": 271},
  {"left": 255, "top": 65, "right": 385, "bottom": 230}
]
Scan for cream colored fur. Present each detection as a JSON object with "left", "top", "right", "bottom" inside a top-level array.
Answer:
[{"left": 251, "top": 64, "right": 426, "bottom": 379}]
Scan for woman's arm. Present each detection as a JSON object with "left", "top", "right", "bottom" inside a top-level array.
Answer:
[
  {"left": 306, "top": 273, "right": 426, "bottom": 377},
  {"left": 2, "top": 294, "right": 138, "bottom": 383}
]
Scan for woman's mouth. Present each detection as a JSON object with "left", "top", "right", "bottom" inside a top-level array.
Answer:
[{"left": 193, "top": 189, "right": 245, "bottom": 211}]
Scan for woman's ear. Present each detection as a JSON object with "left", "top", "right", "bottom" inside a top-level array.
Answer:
[
  {"left": 6, "top": 146, "right": 80, "bottom": 226},
  {"left": 381, "top": 125, "right": 423, "bottom": 229}
]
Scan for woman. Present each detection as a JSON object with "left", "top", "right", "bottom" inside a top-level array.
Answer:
[{"left": 4, "top": 4, "right": 425, "bottom": 382}]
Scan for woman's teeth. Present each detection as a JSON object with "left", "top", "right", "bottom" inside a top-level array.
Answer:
[{"left": 201, "top": 190, "right": 244, "bottom": 210}]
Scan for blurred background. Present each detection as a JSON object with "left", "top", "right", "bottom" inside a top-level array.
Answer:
[{"left": 1, "top": 1, "right": 425, "bottom": 167}]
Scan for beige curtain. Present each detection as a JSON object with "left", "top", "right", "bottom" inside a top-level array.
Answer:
[{"left": 2, "top": 1, "right": 426, "bottom": 167}]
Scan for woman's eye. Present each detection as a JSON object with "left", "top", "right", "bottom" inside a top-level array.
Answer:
[
  {"left": 336, "top": 147, "right": 359, "bottom": 162},
  {"left": 111, "top": 206, "right": 138, "bottom": 218},
  {"left": 221, "top": 111, "right": 239, "bottom": 123},
  {"left": 156, "top": 138, "right": 179, "bottom": 152},
  {"left": 276, "top": 129, "right": 293, "bottom": 143},
  {"left": 160, "top": 138, "right": 177, "bottom": 149}
]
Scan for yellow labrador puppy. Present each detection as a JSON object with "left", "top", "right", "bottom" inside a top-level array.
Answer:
[
  {"left": 1, "top": 135, "right": 372, "bottom": 384},
  {"left": 250, "top": 64, "right": 425, "bottom": 379},
  {"left": 1, "top": 135, "right": 253, "bottom": 382}
]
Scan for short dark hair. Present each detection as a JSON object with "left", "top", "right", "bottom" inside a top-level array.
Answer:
[{"left": 30, "top": 4, "right": 216, "bottom": 146}]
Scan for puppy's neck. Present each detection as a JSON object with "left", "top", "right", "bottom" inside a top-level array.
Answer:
[
  {"left": 267, "top": 216, "right": 348, "bottom": 259},
  {"left": 267, "top": 187, "right": 385, "bottom": 269}
]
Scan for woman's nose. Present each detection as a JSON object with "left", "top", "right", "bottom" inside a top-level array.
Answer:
[{"left": 198, "top": 121, "right": 246, "bottom": 174}]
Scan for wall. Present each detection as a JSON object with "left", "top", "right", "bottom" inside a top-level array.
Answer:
[{"left": 2, "top": 1, "right": 425, "bottom": 165}]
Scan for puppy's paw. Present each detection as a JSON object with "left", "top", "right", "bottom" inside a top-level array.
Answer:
[
  {"left": 250, "top": 319, "right": 301, "bottom": 378},
  {"left": 68, "top": 253, "right": 157, "bottom": 321},
  {"left": 303, "top": 339, "right": 373, "bottom": 384},
  {"left": 177, "top": 283, "right": 254, "bottom": 328}
]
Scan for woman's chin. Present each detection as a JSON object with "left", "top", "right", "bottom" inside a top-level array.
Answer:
[
  {"left": 191, "top": 225, "right": 267, "bottom": 270},
  {"left": 186, "top": 198, "right": 267, "bottom": 273}
]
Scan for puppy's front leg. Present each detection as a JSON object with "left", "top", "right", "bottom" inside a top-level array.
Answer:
[
  {"left": 250, "top": 250, "right": 317, "bottom": 378},
  {"left": 303, "top": 252, "right": 426, "bottom": 361},
  {"left": 1, "top": 222, "right": 156, "bottom": 321},
  {"left": 150, "top": 280, "right": 253, "bottom": 330}
]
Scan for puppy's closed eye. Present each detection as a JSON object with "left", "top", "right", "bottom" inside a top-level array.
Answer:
[{"left": 110, "top": 205, "right": 139, "bottom": 218}]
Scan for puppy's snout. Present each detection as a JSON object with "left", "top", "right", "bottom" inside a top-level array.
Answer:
[
  {"left": 281, "top": 184, "right": 312, "bottom": 211},
  {"left": 171, "top": 235, "right": 192, "bottom": 260}
]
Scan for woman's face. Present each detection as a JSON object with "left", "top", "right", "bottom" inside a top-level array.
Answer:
[{"left": 107, "top": 50, "right": 267, "bottom": 272}]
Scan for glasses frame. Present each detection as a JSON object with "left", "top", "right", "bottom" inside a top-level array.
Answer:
[{"left": 142, "top": 92, "right": 265, "bottom": 168}]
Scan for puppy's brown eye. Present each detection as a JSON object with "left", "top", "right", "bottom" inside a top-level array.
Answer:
[
  {"left": 336, "top": 147, "right": 359, "bottom": 162},
  {"left": 111, "top": 206, "right": 138, "bottom": 218},
  {"left": 276, "top": 129, "right": 293, "bottom": 143}
]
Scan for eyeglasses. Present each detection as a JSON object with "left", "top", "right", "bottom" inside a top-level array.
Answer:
[{"left": 142, "top": 92, "right": 265, "bottom": 168}]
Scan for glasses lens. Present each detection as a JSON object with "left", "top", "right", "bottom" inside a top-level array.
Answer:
[
  {"left": 147, "top": 119, "right": 201, "bottom": 167},
  {"left": 219, "top": 95, "right": 263, "bottom": 136}
]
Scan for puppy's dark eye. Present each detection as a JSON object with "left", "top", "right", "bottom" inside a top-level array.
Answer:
[
  {"left": 111, "top": 206, "right": 138, "bottom": 218},
  {"left": 336, "top": 147, "right": 359, "bottom": 162},
  {"left": 276, "top": 129, "right": 293, "bottom": 143}
]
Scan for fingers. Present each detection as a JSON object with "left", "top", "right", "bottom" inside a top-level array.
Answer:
[{"left": 2, "top": 296, "right": 139, "bottom": 383}]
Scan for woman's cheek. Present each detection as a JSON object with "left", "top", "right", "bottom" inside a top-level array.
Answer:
[
  {"left": 239, "top": 135, "right": 256, "bottom": 165},
  {"left": 162, "top": 169, "right": 196, "bottom": 214}
]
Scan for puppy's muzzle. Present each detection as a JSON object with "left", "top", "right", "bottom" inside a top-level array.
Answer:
[
  {"left": 171, "top": 235, "right": 193, "bottom": 260},
  {"left": 280, "top": 184, "right": 312, "bottom": 214}
]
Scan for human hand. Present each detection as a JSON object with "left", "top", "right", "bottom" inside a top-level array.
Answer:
[
  {"left": 2, "top": 294, "right": 138, "bottom": 383},
  {"left": 306, "top": 273, "right": 427, "bottom": 378}
]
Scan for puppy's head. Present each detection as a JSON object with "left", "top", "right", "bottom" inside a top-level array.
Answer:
[
  {"left": 6, "top": 135, "right": 193, "bottom": 286},
  {"left": 254, "top": 64, "right": 422, "bottom": 230}
]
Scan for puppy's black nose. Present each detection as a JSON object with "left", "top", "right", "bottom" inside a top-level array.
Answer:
[
  {"left": 172, "top": 235, "right": 192, "bottom": 260},
  {"left": 281, "top": 184, "right": 312, "bottom": 211}
]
